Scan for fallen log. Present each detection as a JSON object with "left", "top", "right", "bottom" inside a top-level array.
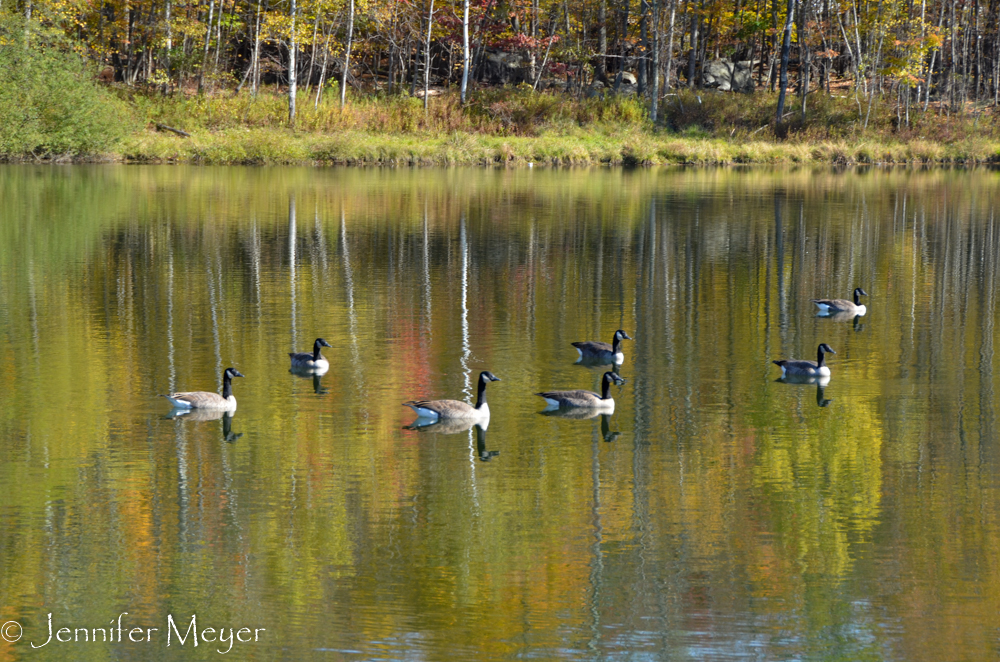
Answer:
[{"left": 155, "top": 123, "right": 191, "bottom": 137}]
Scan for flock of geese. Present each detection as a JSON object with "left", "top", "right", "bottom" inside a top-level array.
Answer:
[{"left": 159, "top": 288, "right": 868, "bottom": 424}]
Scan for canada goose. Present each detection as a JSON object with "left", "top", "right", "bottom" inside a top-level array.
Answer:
[
  {"left": 161, "top": 367, "right": 244, "bottom": 411},
  {"left": 536, "top": 371, "right": 626, "bottom": 411},
  {"left": 773, "top": 344, "right": 836, "bottom": 378},
  {"left": 289, "top": 338, "right": 332, "bottom": 371},
  {"left": 813, "top": 288, "right": 867, "bottom": 316},
  {"left": 572, "top": 329, "right": 632, "bottom": 364},
  {"left": 403, "top": 371, "right": 501, "bottom": 421}
]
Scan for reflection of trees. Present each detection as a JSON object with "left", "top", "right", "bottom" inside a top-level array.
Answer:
[{"left": 3, "top": 167, "right": 1000, "bottom": 658}]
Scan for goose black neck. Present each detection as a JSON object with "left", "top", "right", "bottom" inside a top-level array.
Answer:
[
  {"left": 475, "top": 375, "right": 488, "bottom": 409},
  {"left": 601, "top": 374, "right": 613, "bottom": 400},
  {"left": 612, "top": 334, "right": 622, "bottom": 353},
  {"left": 312, "top": 339, "right": 325, "bottom": 361},
  {"left": 816, "top": 347, "right": 826, "bottom": 367},
  {"left": 222, "top": 373, "right": 234, "bottom": 399},
  {"left": 853, "top": 291, "right": 861, "bottom": 305}
]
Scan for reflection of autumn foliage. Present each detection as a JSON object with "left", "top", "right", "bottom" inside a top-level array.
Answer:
[{"left": 3, "top": 168, "right": 1000, "bottom": 659}]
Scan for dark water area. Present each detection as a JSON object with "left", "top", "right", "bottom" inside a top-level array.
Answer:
[{"left": 1, "top": 165, "right": 999, "bottom": 660}]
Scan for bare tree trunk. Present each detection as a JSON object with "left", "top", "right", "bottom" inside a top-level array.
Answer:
[
  {"left": 315, "top": 24, "right": 331, "bottom": 108},
  {"left": 651, "top": 0, "right": 662, "bottom": 119},
  {"left": 614, "top": 0, "right": 631, "bottom": 91},
  {"left": 775, "top": 0, "right": 795, "bottom": 126},
  {"left": 797, "top": 0, "right": 809, "bottom": 116},
  {"left": 598, "top": 0, "right": 608, "bottom": 82},
  {"left": 306, "top": 10, "right": 320, "bottom": 96},
  {"left": 163, "top": 0, "right": 172, "bottom": 90},
  {"left": 198, "top": 0, "right": 215, "bottom": 93},
  {"left": 767, "top": 0, "right": 777, "bottom": 90},
  {"left": 686, "top": 0, "right": 700, "bottom": 87},
  {"left": 289, "top": 0, "right": 297, "bottom": 124},
  {"left": 213, "top": 0, "right": 225, "bottom": 76},
  {"left": 664, "top": 0, "right": 676, "bottom": 89},
  {"left": 249, "top": 0, "right": 262, "bottom": 96},
  {"left": 423, "top": 0, "right": 435, "bottom": 111},
  {"left": 341, "top": 0, "right": 354, "bottom": 107},
  {"left": 639, "top": 0, "right": 650, "bottom": 93},
  {"left": 461, "top": 0, "right": 470, "bottom": 102},
  {"left": 533, "top": 31, "right": 555, "bottom": 90},
  {"left": 924, "top": 0, "right": 946, "bottom": 111},
  {"left": 948, "top": 0, "right": 956, "bottom": 111}
]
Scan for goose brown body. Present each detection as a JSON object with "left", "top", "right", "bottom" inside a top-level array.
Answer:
[
  {"left": 812, "top": 288, "right": 868, "bottom": 315},
  {"left": 571, "top": 330, "right": 632, "bottom": 364},
  {"left": 536, "top": 372, "right": 626, "bottom": 410},
  {"left": 773, "top": 344, "right": 836, "bottom": 377},
  {"left": 161, "top": 368, "right": 244, "bottom": 411},
  {"left": 403, "top": 371, "right": 501, "bottom": 422},
  {"left": 289, "top": 338, "right": 332, "bottom": 370}
]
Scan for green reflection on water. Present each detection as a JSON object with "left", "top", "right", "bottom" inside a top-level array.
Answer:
[{"left": 1, "top": 165, "right": 999, "bottom": 660}]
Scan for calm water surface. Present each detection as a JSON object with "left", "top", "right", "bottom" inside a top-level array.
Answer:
[{"left": 1, "top": 166, "right": 999, "bottom": 660}]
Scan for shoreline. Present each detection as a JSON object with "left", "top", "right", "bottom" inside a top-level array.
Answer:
[{"left": 12, "top": 129, "right": 1000, "bottom": 167}]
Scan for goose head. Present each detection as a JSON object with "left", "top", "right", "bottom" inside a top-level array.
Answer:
[
  {"left": 224, "top": 368, "right": 245, "bottom": 380},
  {"left": 603, "top": 372, "right": 627, "bottom": 386}
]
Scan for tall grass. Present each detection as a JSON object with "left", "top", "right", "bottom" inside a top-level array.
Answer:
[{"left": 10, "top": 62, "right": 998, "bottom": 165}]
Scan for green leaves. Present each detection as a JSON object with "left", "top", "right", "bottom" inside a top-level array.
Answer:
[{"left": 0, "top": 17, "right": 138, "bottom": 157}]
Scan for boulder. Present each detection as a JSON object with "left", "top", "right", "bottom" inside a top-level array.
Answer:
[
  {"left": 620, "top": 71, "right": 637, "bottom": 86},
  {"left": 482, "top": 51, "right": 530, "bottom": 85},
  {"left": 700, "top": 59, "right": 755, "bottom": 93}
]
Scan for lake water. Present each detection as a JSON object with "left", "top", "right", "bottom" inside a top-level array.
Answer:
[{"left": 1, "top": 165, "right": 999, "bottom": 660}]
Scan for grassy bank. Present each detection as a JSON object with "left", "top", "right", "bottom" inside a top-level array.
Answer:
[
  {"left": 121, "top": 122, "right": 1000, "bottom": 166},
  {"left": 88, "top": 86, "right": 1000, "bottom": 166}
]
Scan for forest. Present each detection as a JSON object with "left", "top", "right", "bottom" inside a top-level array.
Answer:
[{"left": 1, "top": 0, "right": 998, "bottom": 162}]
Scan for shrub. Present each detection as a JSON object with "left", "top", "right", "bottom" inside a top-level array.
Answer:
[{"left": 0, "top": 16, "right": 138, "bottom": 157}]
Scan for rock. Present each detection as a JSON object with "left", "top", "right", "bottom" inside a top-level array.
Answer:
[
  {"left": 482, "top": 51, "right": 529, "bottom": 85},
  {"left": 700, "top": 59, "right": 755, "bottom": 93},
  {"left": 620, "top": 71, "right": 637, "bottom": 86}
]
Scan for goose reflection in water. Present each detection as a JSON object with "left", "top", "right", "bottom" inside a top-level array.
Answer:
[
  {"left": 776, "top": 374, "right": 833, "bottom": 407},
  {"left": 540, "top": 409, "right": 621, "bottom": 442},
  {"left": 574, "top": 355, "right": 624, "bottom": 377},
  {"left": 290, "top": 365, "right": 328, "bottom": 394},
  {"left": 165, "top": 409, "right": 244, "bottom": 441},
  {"left": 403, "top": 417, "right": 490, "bottom": 433},
  {"left": 402, "top": 420, "right": 500, "bottom": 461},
  {"left": 818, "top": 309, "right": 865, "bottom": 332},
  {"left": 475, "top": 425, "right": 499, "bottom": 461}
]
